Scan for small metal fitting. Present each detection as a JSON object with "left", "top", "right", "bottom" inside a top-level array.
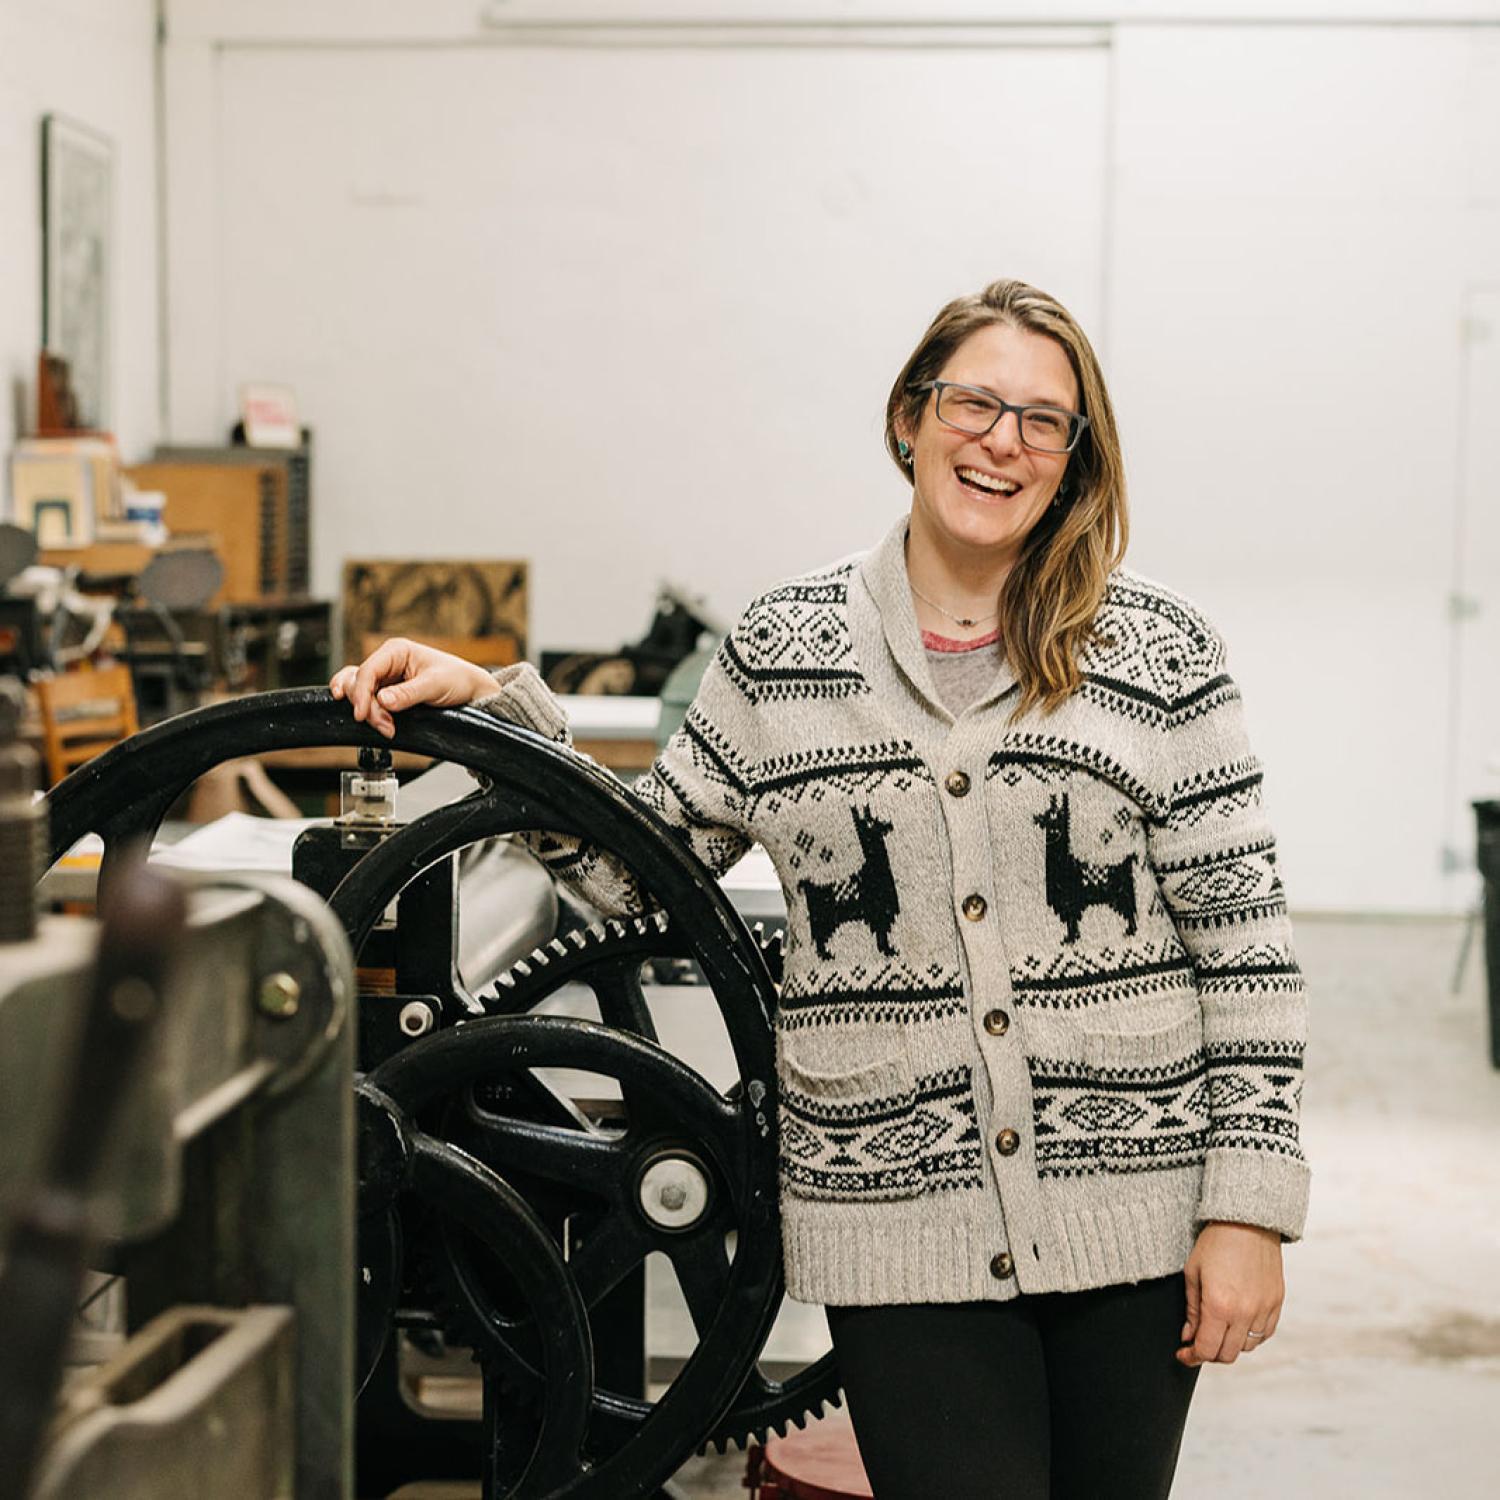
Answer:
[
  {"left": 637, "top": 1153, "right": 711, "bottom": 1231},
  {"left": 258, "top": 971, "right": 301, "bottom": 1019},
  {"left": 397, "top": 1001, "right": 434, "bottom": 1038}
]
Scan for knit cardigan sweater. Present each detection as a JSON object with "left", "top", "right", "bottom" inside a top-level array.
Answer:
[{"left": 476, "top": 513, "right": 1310, "bottom": 1306}]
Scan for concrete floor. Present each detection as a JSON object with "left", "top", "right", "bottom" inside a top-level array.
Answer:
[{"left": 664, "top": 914, "right": 1500, "bottom": 1498}]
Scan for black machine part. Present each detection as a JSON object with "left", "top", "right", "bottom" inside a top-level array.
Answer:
[
  {"left": 0, "top": 522, "right": 39, "bottom": 589},
  {"left": 5, "top": 870, "right": 359, "bottom": 1500},
  {"left": 136, "top": 549, "right": 224, "bottom": 613},
  {"left": 0, "top": 857, "right": 186, "bottom": 1500},
  {"left": 443, "top": 911, "right": 840, "bottom": 1460},
  {"left": 42, "top": 689, "right": 836, "bottom": 1499}
]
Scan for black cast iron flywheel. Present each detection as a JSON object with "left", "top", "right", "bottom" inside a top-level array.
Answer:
[{"left": 42, "top": 688, "right": 789, "bottom": 1500}]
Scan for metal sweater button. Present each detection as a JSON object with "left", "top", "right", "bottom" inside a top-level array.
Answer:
[
  {"left": 995, "top": 1128, "right": 1020, "bottom": 1156},
  {"left": 990, "top": 1252, "right": 1014, "bottom": 1279},
  {"left": 962, "top": 893, "right": 987, "bottom": 921},
  {"left": 945, "top": 770, "right": 971, "bottom": 797},
  {"left": 983, "top": 1008, "right": 1010, "bottom": 1036}
]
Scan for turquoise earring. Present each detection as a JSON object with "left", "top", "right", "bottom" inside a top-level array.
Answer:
[{"left": 897, "top": 439, "right": 912, "bottom": 462}]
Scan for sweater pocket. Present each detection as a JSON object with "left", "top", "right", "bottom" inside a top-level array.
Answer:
[
  {"left": 1079, "top": 1012, "right": 1211, "bottom": 1176},
  {"left": 778, "top": 1046, "right": 925, "bottom": 1204}
]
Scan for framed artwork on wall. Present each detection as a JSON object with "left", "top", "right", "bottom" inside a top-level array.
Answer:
[
  {"left": 41, "top": 114, "right": 113, "bottom": 432},
  {"left": 9, "top": 441, "right": 103, "bottom": 547},
  {"left": 341, "top": 559, "right": 529, "bottom": 663}
]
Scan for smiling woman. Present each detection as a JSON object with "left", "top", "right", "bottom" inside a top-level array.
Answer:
[
  {"left": 901, "top": 323, "right": 1079, "bottom": 607},
  {"left": 334, "top": 277, "right": 1308, "bottom": 1500},
  {"left": 885, "top": 279, "right": 1129, "bottom": 720}
]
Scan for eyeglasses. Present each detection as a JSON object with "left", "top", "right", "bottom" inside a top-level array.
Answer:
[{"left": 915, "top": 380, "right": 1089, "bottom": 454}]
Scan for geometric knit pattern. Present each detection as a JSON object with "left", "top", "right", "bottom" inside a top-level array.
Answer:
[
  {"left": 1074, "top": 576, "right": 1236, "bottom": 731},
  {"left": 1027, "top": 1044, "right": 1211, "bottom": 1178},
  {"left": 777, "top": 959, "right": 968, "bottom": 1032},
  {"left": 718, "top": 571, "right": 868, "bottom": 705},
  {"left": 780, "top": 1063, "right": 983, "bottom": 1200},
  {"left": 474, "top": 514, "right": 1311, "bottom": 1307},
  {"left": 1006, "top": 932, "right": 1199, "bottom": 1012}
]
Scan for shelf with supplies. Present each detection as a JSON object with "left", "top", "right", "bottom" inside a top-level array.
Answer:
[
  {"left": 124, "top": 441, "right": 310, "bottom": 605},
  {"left": 13, "top": 436, "right": 313, "bottom": 608}
]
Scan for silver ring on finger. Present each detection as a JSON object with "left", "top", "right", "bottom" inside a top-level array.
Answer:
[{"left": 1246, "top": 1330, "right": 1266, "bottom": 1340}]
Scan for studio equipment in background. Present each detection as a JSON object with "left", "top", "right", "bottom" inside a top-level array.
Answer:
[
  {"left": 125, "top": 450, "right": 307, "bottom": 605},
  {"left": 543, "top": 582, "right": 726, "bottom": 698},
  {"left": 0, "top": 525, "right": 43, "bottom": 677},
  {"left": 116, "top": 548, "right": 225, "bottom": 721}
]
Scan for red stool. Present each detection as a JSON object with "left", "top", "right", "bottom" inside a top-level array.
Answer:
[{"left": 746, "top": 1410, "right": 873, "bottom": 1500}]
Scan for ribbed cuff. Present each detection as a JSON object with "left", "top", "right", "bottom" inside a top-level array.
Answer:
[
  {"left": 1195, "top": 1147, "right": 1311, "bottom": 1243},
  {"left": 471, "top": 662, "right": 571, "bottom": 745}
]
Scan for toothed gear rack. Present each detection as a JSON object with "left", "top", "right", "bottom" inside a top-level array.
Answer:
[{"left": 43, "top": 689, "right": 841, "bottom": 1500}]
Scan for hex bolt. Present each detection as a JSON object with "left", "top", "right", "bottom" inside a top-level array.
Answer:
[
  {"left": 398, "top": 1001, "right": 434, "bottom": 1038},
  {"left": 258, "top": 972, "right": 301, "bottom": 1019},
  {"left": 637, "top": 1154, "right": 710, "bottom": 1230}
]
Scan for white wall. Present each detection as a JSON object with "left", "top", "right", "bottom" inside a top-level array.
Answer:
[
  {"left": 1109, "top": 24, "right": 1500, "bottom": 914},
  {"left": 162, "top": 3, "right": 1500, "bottom": 912},
  {"left": 204, "top": 38, "right": 1108, "bottom": 628},
  {"left": 0, "top": 0, "right": 160, "bottom": 464}
]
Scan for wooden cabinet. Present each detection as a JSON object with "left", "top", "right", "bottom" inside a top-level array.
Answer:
[{"left": 124, "top": 462, "right": 287, "bottom": 605}]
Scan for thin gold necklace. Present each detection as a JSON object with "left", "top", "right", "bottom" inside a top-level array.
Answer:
[
  {"left": 903, "top": 532, "right": 1000, "bottom": 629},
  {"left": 907, "top": 579, "right": 998, "bottom": 630}
]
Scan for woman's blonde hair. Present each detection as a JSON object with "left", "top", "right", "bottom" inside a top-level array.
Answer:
[{"left": 884, "top": 278, "right": 1128, "bottom": 718}]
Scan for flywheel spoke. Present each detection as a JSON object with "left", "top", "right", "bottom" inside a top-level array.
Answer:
[
  {"left": 667, "top": 1229, "right": 734, "bottom": 1337},
  {"left": 563, "top": 1214, "right": 655, "bottom": 1311},
  {"left": 459, "top": 1111, "right": 625, "bottom": 1197},
  {"left": 408, "top": 1133, "right": 593, "bottom": 1495},
  {"left": 589, "top": 959, "right": 657, "bottom": 1040}
]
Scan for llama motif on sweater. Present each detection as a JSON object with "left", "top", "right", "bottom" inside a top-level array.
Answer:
[
  {"left": 1034, "top": 793, "right": 1139, "bottom": 945},
  {"left": 798, "top": 803, "right": 900, "bottom": 959},
  {"left": 476, "top": 513, "right": 1310, "bottom": 1307}
]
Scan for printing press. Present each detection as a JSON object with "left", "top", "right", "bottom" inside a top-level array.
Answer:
[{"left": 0, "top": 686, "right": 840, "bottom": 1500}]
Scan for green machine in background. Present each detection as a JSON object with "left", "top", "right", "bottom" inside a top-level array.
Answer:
[{"left": 657, "top": 639, "right": 720, "bottom": 749}]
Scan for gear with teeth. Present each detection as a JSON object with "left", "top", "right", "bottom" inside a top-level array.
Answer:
[
  {"left": 475, "top": 911, "right": 787, "bottom": 1015},
  {"left": 418, "top": 909, "right": 838, "bottom": 1461}
]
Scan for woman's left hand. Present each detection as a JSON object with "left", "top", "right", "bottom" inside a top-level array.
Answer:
[{"left": 1176, "top": 1220, "right": 1284, "bottom": 1366}]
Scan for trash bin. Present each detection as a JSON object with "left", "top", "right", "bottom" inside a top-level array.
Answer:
[
  {"left": 746, "top": 1410, "right": 872, "bottom": 1499},
  {"left": 1472, "top": 799, "right": 1500, "bottom": 1069}
]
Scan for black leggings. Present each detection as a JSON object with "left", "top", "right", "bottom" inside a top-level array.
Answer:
[{"left": 824, "top": 1274, "right": 1199, "bottom": 1500}]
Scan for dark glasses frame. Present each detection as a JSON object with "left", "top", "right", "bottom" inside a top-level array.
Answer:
[{"left": 914, "top": 380, "right": 1090, "bottom": 454}]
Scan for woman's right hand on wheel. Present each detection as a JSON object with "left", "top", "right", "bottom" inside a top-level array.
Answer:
[{"left": 329, "top": 637, "right": 498, "bottom": 739}]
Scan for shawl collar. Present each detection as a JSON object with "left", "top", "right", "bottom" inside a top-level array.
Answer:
[{"left": 856, "top": 510, "right": 1018, "bottom": 719}]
